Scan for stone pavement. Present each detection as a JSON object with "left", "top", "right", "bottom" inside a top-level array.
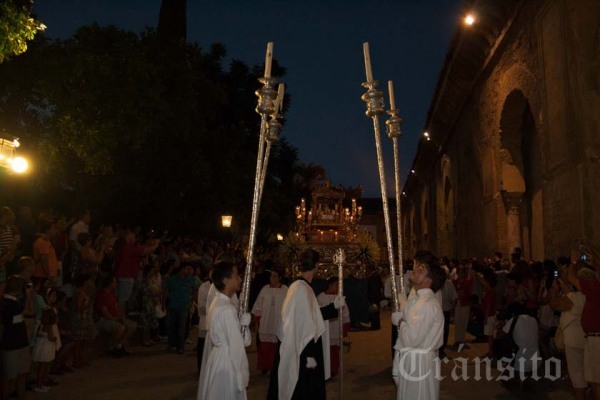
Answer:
[{"left": 31, "top": 310, "right": 574, "bottom": 400}]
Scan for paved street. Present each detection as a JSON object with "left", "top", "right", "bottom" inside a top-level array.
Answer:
[{"left": 31, "top": 310, "right": 573, "bottom": 400}]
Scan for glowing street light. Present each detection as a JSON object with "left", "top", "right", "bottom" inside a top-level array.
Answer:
[
  {"left": 221, "top": 215, "right": 233, "bottom": 228},
  {"left": 464, "top": 14, "right": 476, "bottom": 26},
  {"left": 0, "top": 138, "right": 29, "bottom": 174},
  {"left": 276, "top": 233, "right": 284, "bottom": 241}
]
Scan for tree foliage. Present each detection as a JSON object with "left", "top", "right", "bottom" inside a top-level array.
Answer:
[
  {"left": 0, "top": 0, "right": 46, "bottom": 63},
  {"left": 0, "top": 24, "right": 300, "bottom": 237}
]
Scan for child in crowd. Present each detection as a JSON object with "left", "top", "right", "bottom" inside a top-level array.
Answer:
[
  {"left": 51, "top": 291, "right": 76, "bottom": 374},
  {"left": 33, "top": 308, "right": 59, "bottom": 392}
]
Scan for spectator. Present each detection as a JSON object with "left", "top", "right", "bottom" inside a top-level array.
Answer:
[
  {"left": 163, "top": 261, "right": 197, "bottom": 354},
  {"left": 51, "top": 290, "right": 76, "bottom": 375},
  {"left": 498, "top": 303, "right": 541, "bottom": 387},
  {"left": 451, "top": 261, "right": 473, "bottom": 351},
  {"left": 32, "top": 308, "right": 59, "bottom": 393},
  {"left": 33, "top": 221, "right": 59, "bottom": 285},
  {"left": 476, "top": 268, "right": 498, "bottom": 357},
  {"left": 15, "top": 206, "right": 35, "bottom": 258},
  {"left": 95, "top": 276, "right": 137, "bottom": 357},
  {"left": 114, "top": 231, "right": 159, "bottom": 316},
  {"left": 550, "top": 263, "right": 587, "bottom": 400},
  {"left": 573, "top": 244, "right": 600, "bottom": 400},
  {"left": 366, "top": 266, "right": 387, "bottom": 330},
  {"left": 1, "top": 275, "right": 31, "bottom": 400},
  {"left": 71, "top": 273, "right": 95, "bottom": 368},
  {"left": 439, "top": 266, "right": 457, "bottom": 359},
  {"left": 76, "top": 232, "right": 107, "bottom": 278},
  {"left": 68, "top": 210, "right": 90, "bottom": 251},
  {"left": 139, "top": 264, "right": 160, "bottom": 347},
  {"left": 1, "top": 206, "right": 19, "bottom": 296}
]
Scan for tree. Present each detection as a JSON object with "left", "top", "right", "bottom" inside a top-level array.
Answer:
[
  {"left": 0, "top": 24, "right": 298, "bottom": 238},
  {"left": 0, "top": 0, "right": 45, "bottom": 63}
]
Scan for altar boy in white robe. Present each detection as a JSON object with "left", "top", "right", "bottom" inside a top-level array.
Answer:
[
  {"left": 391, "top": 251, "right": 447, "bottom": 400},
  {"left": 267, "top": 248, "right": 344, "bottom": 400},
  {"left": 197, "top": 261, "right": 251, "bottom": 400}
]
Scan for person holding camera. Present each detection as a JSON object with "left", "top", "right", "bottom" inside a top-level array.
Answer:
[
  {"left": 550, "top": 262, "right": 587, "bottom": 400},
  {"left": 571, "top": 244, "right": 600, "bottom": 400}
]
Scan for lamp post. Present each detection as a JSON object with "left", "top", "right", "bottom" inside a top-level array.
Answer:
[
  {"left": 221, "top": 215, "right": 233, "bottom": 228},
  {"left": 0, "top": 138, "right": 28, "bottom": 174}
]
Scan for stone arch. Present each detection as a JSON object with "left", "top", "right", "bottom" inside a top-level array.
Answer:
[
  {"left": 436, "top": 155, "right": 455, "bottom": 256},
  {"left": 499, "top": 89, "right": 544, "bottom": 259}
]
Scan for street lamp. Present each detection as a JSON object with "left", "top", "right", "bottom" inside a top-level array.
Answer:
[
  {"left": 221, "top": 215, "right": 233, "bottom": 228},
  {"left": 0, "top": 138, "right": 28, "bottom": 174}
]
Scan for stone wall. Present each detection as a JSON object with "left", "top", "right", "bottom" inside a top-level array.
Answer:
[{"left": 402, "top": 0, "right": 600, "bottom": 260}]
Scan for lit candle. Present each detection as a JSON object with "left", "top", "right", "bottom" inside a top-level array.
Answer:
[
  {"left": 264, "top": 42, "right": 273, "bottom": 78},
  {"left": 335, "top": 231, "right": 338, "bottom": 242},
  {"left": 363, "top": 42, "right": 374, "bottom": 83},
  {"left": 388, "top": 80, "right": 396, "bottom": 110}
]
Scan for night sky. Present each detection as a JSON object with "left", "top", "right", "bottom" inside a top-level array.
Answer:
[{"left": 33, "top": 0, "right": 463, "bottom": 197}]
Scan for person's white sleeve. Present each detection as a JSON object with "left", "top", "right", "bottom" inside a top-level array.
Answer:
[
  {"left": 240, "top": 312, "right": 251, "bottom": 327},
  {"left": 391, "top": 311, "right": 403, "bottom": 326}
]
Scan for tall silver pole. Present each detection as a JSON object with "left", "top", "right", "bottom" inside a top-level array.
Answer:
[
  {"left": 239, "top": 43, "right": 279, "bottom": 327},
  {"left": 361, "top": 43, "right": 399, "bottom": 312},
  {"left": 385, "top": 81, "right": 405, "bottom": 295},
  {"left": 333, "top": 249, "right": 346, "bottom": 400}
]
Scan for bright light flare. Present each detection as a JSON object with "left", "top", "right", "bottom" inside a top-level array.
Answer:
[
  {"left": 10, "top": 157, "right": 28, "bottom": 173},
  {"left": 221, "top": 215, "right": 232, "bottom": 228},
  {"left": 276, "top": 233, "right": 284, "bottom": 241},
  {"left": 464, "top": 14, "right": 476, "bottom": 26}
]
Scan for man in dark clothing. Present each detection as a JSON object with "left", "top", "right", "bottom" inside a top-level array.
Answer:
[{"left": 367, "top": 266, "right": 387, "bottom": 330}]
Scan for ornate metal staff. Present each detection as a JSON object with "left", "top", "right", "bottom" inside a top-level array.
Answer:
[
  {"left": 385, "top": 81, "right": 405, "bottom": 296},
  {"left": 240, "top": 43, "right": 279, "bottom": 325},
  {"left": 333, "top": 248, "right": 346, "bottom": 400},
  {"left": 258, "top": 84, "right": 284, "bottom": 206},
  {"left": 360, "top": 42, "right": 400, "bottom": 312}
]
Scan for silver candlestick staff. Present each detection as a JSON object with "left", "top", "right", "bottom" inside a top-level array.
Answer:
[
  {"left": 385, "top": 81, "right": 405, "bottom": 298},
  {"left": 258, "top": 84, "right": 284, "bottom": 206},
  {"left": 333, "top": 248, "right": 346, "bottom": 400},
  {"left": 239, "top": 42, "right": 281, "bottom": 326},
  {"left": 360, "top": 42, "right": 400, "bottom": 312}
]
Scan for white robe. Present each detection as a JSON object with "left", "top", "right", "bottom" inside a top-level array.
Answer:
[
  {"left": 197, "top": 292, "right": 249, "bottom": 400},
  {"left": 392, "top": 288, "right": 443, "bottom": 400},
  {"left": 251, "top": 284, "right": 288, "bottom": 343},
  {"left": 200, "top": 284, "right": 240, "bottom": 372},
  {"left": 278, "top": 279, "right": 330, "bottom": 400},
  {"left": 197, "top": 281, "right": 211, "bottom": 339}
]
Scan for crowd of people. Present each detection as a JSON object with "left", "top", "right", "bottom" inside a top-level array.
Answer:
[
  {"left": 379, "top": 247, "right": 600, "bottom": 400},
  {"left": 1, "top": 204, "right": 599, "bottom": 400},
  {"left": 0, "top": 205, "right": 262, "bottom": 399}
]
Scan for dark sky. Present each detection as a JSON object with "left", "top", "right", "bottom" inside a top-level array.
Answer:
[{"left": 33, "top": 0, "right": 463, "bottom": 197}]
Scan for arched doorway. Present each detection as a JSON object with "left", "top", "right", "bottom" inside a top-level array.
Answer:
[{"left": 499, "top": 90, "right": 544, "bottom": 260}]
